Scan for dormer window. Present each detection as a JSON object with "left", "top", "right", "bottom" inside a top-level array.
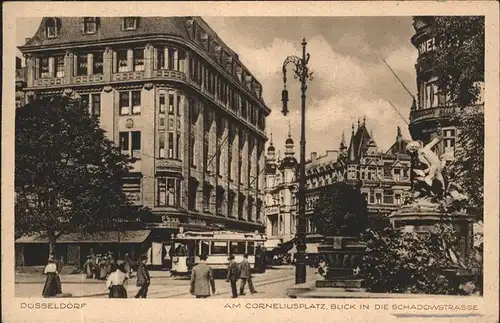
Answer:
[
  {"left": 83, "top": 17, "right": 97, "bottom": 34},
  {"left": 123, "top": 17, "right": 137, "bottom": 30},
  {"left": 45, "top": 18, "right": 58, "bottom": 38}
]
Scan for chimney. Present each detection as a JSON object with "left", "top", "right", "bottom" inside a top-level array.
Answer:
[{"left": 310, "top": 152, "right": 317, "bottom": 162}]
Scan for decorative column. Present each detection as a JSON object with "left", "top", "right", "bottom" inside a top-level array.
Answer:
[
  {"left": 164, "top": 47, "right": 169, "bottom": 70},
  {"left": 34, "top": 57, "right": 40, "bottom": 81},
  {"left": 153, "top": 47, "right": 158, "bottom": 71},
  {"left": 173, "top": 49, "right": 179, "bottom": 71},
  {"left": 26, "top": 55, "right": 35, "bottom": 87},
  {"left": 144, "top": 44, "right": 153, "bottom": 78},
  {"left": 87, "top": 53, "right": 94, "bottom": 75},
  {"left": 64, "top": 51, "right": 73, "bottom": 84},
  {"left": 127, "top": 49, "right": 134, "bottom": 72},
  {"left": 48, "top": 57, "right": 55, "bottom": 78},
  {"left": 103, "top": 47, "right": 113, "bottom": 82}
]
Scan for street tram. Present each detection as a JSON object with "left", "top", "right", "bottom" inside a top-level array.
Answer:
[{"left": 170, "top": 230, "right": 266, "bottom": 276}]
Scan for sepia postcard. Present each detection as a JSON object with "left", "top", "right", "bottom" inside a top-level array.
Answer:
[{"left": 2, "top": 1, "right": 499, "bottom": 323}]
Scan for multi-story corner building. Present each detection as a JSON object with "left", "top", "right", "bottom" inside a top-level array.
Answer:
[
  {"left": 16, "top": 17, "right": 269, "bottom": 267},
  {"left": 409, "top": 16, "right": 484, "bottom": 161},
  {"left": 16, "top": 57, "right": 27, "bottom": 108},
  {"left": 265, "top": 118, "right": 411, "bottom": 240}
]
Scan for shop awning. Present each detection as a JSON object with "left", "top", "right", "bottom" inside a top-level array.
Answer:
[{"left": 15, "top": 230, "right": 151, "bottom": 244}]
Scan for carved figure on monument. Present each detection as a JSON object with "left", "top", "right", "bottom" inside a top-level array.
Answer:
[
  {"left": 404, "top": 126, "right": 468, "bottom": 213},
  {"left": 406, "top": 127, "right": 446, "bottom": 201}
]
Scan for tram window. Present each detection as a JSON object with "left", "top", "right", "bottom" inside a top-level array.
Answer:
[
  {"left": 230, "top": 241, "right": 246, "bottom": 255},
  {"left": 211, "top": 241, "right": 228, "bottom": 255},
  {"left": 200, "top": 241, "right": 210, "bottom": 256},
  {"left": 174, "top": 243, "right": 188, "bottom": 256},
  {"left": 247, "top": 242, "right": 255, "bottom": 255}
]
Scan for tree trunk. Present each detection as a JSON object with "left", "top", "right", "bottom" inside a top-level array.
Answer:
[{"left": 48, "top": 230, "right": 57, "bottom": 259}]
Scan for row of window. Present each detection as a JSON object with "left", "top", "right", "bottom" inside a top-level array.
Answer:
[
  {"left": 45, "top": 17, "right": 138, "bottom": 39},
  {"left": 36, "top": 45, "right": 185, "bottom": 79},
  {"left": 418, "top": 80, "right": 447, "bottom": 110},
  {"left": 158, "top": 132, "right": 181, "bottom": 159},
  {"left": 361, "top": 191, "right": 404, "bottom": 206},
  {"left": 189, "top": 55, "right": 266, "bottom": 130}
]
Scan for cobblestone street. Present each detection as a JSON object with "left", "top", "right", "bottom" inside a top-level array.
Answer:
[{"left": 15, "top": 266, "right": 318, "bottom": 299}]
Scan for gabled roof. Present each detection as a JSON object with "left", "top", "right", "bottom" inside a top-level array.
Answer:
[
  {"left": 347, "top": 123, "right": 377, "bottom": 163},
  {"left": 386, "top": 139, "right": 408, "bottom": 155}
]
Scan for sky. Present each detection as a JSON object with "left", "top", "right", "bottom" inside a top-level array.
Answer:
[{"left": 16, "top": 17, "right": 418, "bottom": 157}]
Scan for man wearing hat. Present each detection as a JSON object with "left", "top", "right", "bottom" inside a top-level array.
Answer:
[{"left": 226, "top": 255, "right": 240, "bottom": 298}]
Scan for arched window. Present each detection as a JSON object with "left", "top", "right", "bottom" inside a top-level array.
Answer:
[{"left": 45, "top": 18, "right": 58, "bottom": 38}]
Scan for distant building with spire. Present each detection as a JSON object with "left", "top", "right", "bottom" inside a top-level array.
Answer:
[
  {"left": 264, "top": 118, "right": 412, "bottom": 241},
  {"left": 264, "top": 126, "right": 298, "bottom": 247}
]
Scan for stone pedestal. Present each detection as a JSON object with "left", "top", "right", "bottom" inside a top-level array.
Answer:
[
  {"left": 315, "top": 236, "right": 367, "bottom": 292},
  {"left": 389, "top": 203, "right": 475, "bottom": 262}
]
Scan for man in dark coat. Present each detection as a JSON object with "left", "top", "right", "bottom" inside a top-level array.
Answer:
[
  {"left": 226, "top": 255, "right": 239, "bottom": 298},
  {"left": 239, "top": 253, "right": 257, "bottom": 295},
  {"left": 190, "top": 254, "right": 216, "bottom": 298},
  {"left": 135, "top": 255, "right": 150, "bottom": 298}
]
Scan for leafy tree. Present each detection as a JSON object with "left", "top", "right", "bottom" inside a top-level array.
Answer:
[
  {"left": 310, "top": 182, "right": 368, "bottom": 237},
  {"left": 15, "top": 95, "right": 148, "bottom": 257},
  {"left": 447, "top": 109, "right": 484, "bottom": 220},
  {"left": 360, "top": 223, "right": 483, "bottom": 295},
  {"left": 433, "top": 16, "right": 484, "bottom": 107},
  {"left": 431, "top": 16, "right": 485, "bottom": 221}
]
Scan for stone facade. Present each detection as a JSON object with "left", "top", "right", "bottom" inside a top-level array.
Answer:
[{"left": 18, "top": 17, "right": 269, "bottom": 244}]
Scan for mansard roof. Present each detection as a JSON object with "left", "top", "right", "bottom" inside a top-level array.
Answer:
[{"left": 21, "top": 17, "right": 191, "bottom": 49}]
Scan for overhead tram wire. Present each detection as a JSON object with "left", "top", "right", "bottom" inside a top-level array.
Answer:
[{"left": 382, "top": 59, "right": 415, "bottom": 99}]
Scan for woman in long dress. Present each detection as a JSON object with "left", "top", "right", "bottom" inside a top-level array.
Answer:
[
  {"left": 106, "top": 262, "right": 129, "bottom": 298},
  {"left": 83, "top": 255, "right": 94, "bottom": 279},
  {"left": 42, "top": 256, "right": 62, "bottom": 297}
]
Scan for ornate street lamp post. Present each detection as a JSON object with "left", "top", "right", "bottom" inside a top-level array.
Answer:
[{"left": 281, "top": 38, "right": 313, "bottom": 284}]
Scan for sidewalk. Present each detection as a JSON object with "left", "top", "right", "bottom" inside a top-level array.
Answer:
[{"left": 15, "top": 270, "right": 174, "bottom": 284}]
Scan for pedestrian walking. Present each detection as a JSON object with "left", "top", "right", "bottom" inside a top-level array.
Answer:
[
  {"left": 42, "top": 255, "right": 62, "bottom": 298},
  {"left": 106, "top": 262, "right": 129, "bottom": 298},
  {"left": 226, "top": 255, "right": 240, "bottom": 298},
  {"left": 94, "top": 254, "right": 101, "bottom": 280},
  {"left": 317, "top": 258, "right": 328, "bottom": 279},
  {"left": 239, "top": 254, "right": 257, "bottom": 295},
  {"left": 135, "top": 255, "right": 150, "bottom": 298},
  {"left": 56, "top": 256, "right": 65, "bottom": 274},
  {"left": 190, "top": 254, "right": 216, "bottom": 299},
  {"left": 83, "top": 255, "right": 94, "bottom": 279},
  {"left": 124, "top": 253, "right": 133, "bottom": 278}
]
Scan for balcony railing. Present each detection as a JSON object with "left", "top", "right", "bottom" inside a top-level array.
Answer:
[
  {"left": 112, "top": 71, "right": 145, "bottom": 82},
  {"left": 34, "top": 77, "right": 65, "bottom": 87},
  {"left": 410, "top": 106, "right": 458, "bottom": 122},
  {"left": 74, "top": 74, "right": 104, "bottom": 84},
  {"left": 153, "top": 69, "right": 187, "bottom": 81},
  {"left": 156, "top": 158, "right": 183, "bottom": 173}
]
